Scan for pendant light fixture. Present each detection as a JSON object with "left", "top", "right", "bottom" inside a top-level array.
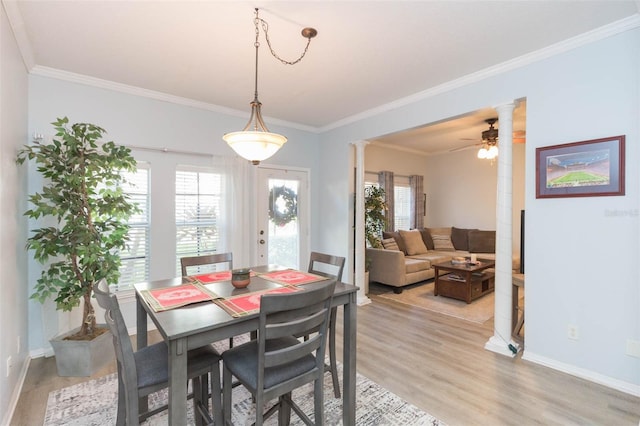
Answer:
[
  {"left": 223, "top": 8, "right": 317, "bottom": 165},
  {"left": 477, "top": 118, "right": 499, "bottom": 160}
]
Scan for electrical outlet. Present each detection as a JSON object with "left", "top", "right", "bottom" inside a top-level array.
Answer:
[
  {"left": 567, "top": 324, "right": 579, "bottom": 340},
  {"left": 626, "top": 339, "right": 640, "bottom": 358}
]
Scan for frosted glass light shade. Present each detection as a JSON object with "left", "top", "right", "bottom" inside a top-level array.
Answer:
[
  {"left": 487, "top": 145, "right": 499, "bottom": 159},
  {"left": 477, "top": 147, "right": 488, "bottom": 159},
  {"left": 223, "top": 131, "right": 287, "bottom": 165}
]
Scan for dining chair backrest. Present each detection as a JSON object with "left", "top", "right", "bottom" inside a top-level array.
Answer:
[
  {"left": 180, "top": 252, "right": 233, "bottom": 276},
  {"left": 258, "top": 279, "right": 336, "bottom": 400},
  {"left": 307, "top": 251, "right": 345, "bottom": 399},
  {"left": 308, "top": 252, "right": 345, "bottom": 282},
  {"left": 93, "top": 279, "right": 139, "bottom": 412}
]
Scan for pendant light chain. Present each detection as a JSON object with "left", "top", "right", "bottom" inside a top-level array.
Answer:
[{"left": 255, "top": 11, "right": 315, "bottom": 66}]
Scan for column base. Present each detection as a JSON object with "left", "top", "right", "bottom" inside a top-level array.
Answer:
[
  {"left": 484, "top": 335, "right": 518, "bottom": 357},
  {"left": 357, "top": 295, "right": 371, "bottom": 306}
]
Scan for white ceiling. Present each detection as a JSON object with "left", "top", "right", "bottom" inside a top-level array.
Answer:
[{"left": 6, "top": 1, "right": 639, "bottom": 154}]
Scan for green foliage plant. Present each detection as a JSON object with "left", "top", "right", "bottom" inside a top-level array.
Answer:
[
  {"left": 364, "top": 186, "right": 387, "bottom": 249},
  {"left": 16, "top": 117, "right": 139, "bottom": 339}
]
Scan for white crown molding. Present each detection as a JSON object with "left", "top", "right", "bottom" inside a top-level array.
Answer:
[
  {"left": 29, "top": 65, "right": 319, "bottom": 134},
  {"left": 320, "top": 14, "right": 640, "bottom": 133}
]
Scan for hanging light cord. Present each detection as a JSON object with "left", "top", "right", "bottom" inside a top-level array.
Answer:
[{"left": 255, "top": 8, "right": 317, "bottom": 66}]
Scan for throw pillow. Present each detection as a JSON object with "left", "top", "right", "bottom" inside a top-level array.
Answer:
[
  {"left": 399, "top": 229, "right": 428, "bottom": 255},
  {"left": 381, "top": 237, "right": 400, "bottom": 251},
  {"left": 468, "top": 230, "right": 496, "bottom": 253},
  {"left": 451, "top": 227, "right": 477, "bottom": 251},
  {"left": 419, "top": 228, "right": 434, "bottom": 250},
  {"left": 382, "top": 231, "right": 407, "bottom": 254},
  {"left": 431, "top": 233, "right": 455, "bottom": 251}
]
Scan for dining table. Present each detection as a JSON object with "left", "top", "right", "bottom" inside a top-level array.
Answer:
[{"left": 134, "top": 264, "right": 358, "bottom": 425}]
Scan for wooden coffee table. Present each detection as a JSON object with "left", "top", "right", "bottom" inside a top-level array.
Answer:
[{"left": 433, "top": 259, "right": 495, "bottom": 303}]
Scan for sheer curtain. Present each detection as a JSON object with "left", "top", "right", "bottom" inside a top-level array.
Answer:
[{"left": 215, "top": 156, "right": 253, "bottom": 268}]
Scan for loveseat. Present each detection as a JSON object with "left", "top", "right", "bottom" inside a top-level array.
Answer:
[{"left": 367, "top": 227, "right": 520, "bottom": 293}]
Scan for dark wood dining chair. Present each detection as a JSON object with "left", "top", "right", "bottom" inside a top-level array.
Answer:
[
  {"left": 222, "top": 279, "right": 336, "bottom": 425},
  {"left": 308, "top": 251, "right": 345, "bottom": 398},
  {"left": 180, "top": 252, "right": 233, "bottom": 276},
  {"left": 93, "top": 280, "right": 223, "bottom": 425}
]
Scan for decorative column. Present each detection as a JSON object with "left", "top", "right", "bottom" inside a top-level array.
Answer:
[
  {"left": 353, "top": 140, "right": 371, "bottom": 305},
  {"left": 484, "top": 101, "right": 518, "bottom": 357}
]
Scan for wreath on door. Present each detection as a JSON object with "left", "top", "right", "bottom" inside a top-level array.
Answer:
[{"left": 269, "top": 186, "right": 298, "bottom": 227}]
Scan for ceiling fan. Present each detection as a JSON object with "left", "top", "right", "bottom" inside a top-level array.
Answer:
[{"left": 450, "top": 118, "right": 526, "bottom": 153}]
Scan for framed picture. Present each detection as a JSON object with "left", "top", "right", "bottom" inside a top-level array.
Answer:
[{"left": 536, "top": 135, "right": 625, "bottom": 198}]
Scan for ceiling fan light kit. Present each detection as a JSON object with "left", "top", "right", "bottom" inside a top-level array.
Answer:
[
  {"left": 223, "top": 8, "right": 317, "bottom": 165},
  {"left": 477, "top": 118, "right": 499, "bottom": 160}
]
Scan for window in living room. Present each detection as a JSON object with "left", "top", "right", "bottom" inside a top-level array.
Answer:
[
  {"left": 116, "top": 163, "right": 150, "bottom": 291},
  {"left": 394, "top": 177, "right": 411, "bottom": 231},
  {"left": 175, "top": 166, "right": 223, "bottom": 275}
]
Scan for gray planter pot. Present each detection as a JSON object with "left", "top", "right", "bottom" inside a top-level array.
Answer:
[{"left": 49, "top": 325, "right": 114, "bottom": 377}]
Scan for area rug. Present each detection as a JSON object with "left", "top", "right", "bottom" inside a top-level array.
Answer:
[
  {"left": 43, "top": 363, "right": 444, "bottom": 426},
  {"left": 370, "top": 281, "right": 495, "bottom": 324}
]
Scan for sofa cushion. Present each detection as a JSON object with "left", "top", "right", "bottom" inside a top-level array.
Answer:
[
  {"left": 418, "top": 228, "right": 434, "bottom": 250},
  {"left": 432, "top": 234, "right": 455, "bottom": 251},
  {"left": 399, "top": 229, "right": 428, "bottom": 255},
  {"left": 405, "top": 258, "right": 431, "bottom": 274},
  {"left": 468, "top": 230, "right": 496, "bottom": 253},
  {"left": 381, "top": 237, "right": 399, "bottom": 251},
  {"left": 383, "top": 231, "right": 407, "bottom": 254},
  {"left": 451, "top": 227, "right": 477, "bottom": 251}
]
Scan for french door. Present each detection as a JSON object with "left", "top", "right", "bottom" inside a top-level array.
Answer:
[{"left": 256, "top": 167, "right": 309, "bottom": 269}]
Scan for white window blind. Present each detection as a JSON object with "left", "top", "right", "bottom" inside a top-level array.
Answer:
[
  {"left": 175, "top": 167, "right": 222, "bottom": 276},
  {"left": 116, "top": 164, "right": 150, "bottom": 291},
  {"left": 394, "top": 180, "right": 411, "bottom": 231}
]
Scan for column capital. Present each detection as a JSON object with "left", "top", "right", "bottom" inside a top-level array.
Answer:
[
  {"left": 493, "top": 100, "right": 517, "bottom": 115},
  {"left": 350, "top": 140, "right": 371, "bottom": 149}
]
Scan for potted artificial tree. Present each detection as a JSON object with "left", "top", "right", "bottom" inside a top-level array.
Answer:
[
  {"left": 17, "top": 117, "right": 139, "bottom": 376},
  {"left": 364, "top": 186, "right": 386, "bottom": 291}
]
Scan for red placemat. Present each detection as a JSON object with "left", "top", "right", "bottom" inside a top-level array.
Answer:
[
  {"left": 140, "top": 283, "right": 219, "bottom": 312},
  {"left": 215, "top": 286, "right": 300, "bottom": 317},
  {"left": 258, "top": 269, "right": 328, "bottom": 286},
  {"left": 189, "top": 270, "right": 256, "bottom": 284}
]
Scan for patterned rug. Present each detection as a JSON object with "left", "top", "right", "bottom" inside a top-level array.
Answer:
[
  {"left": 370, "top": 281, "right": 495, "bottom": 324},
  {"left": 44, "top": 362, "right": 444, "bottom": 425}
]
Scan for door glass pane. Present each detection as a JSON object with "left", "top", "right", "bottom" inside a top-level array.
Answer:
[{"left": 268, "top": 179, "right": 299, "bottom": 268}]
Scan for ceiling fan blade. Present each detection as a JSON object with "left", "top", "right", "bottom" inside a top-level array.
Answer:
[
  {"left": 513, "top": 130, "right": 526, "bottom": 144},
  {"left": 449, "top": 142, "right": 482, "bottom": 152}
]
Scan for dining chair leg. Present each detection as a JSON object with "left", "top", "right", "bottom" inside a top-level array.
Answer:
[
  {"left": 328, "top": 306, "right": 341, "bottom": 398},
  {"left": 192, "top": 376, "right": 204, "bottom": 426},
  {"left": 314, "top": 377, "right": 325, "bottom": 425},
  {"left": 116, "top": 363, "right": 127, "bottom": 426},
  {"left": 116, "top": 363, "right": 126, "bottom": 425},
  {"left": 222, "top": 366, "right": 233, "bottom": 425},
  {"left": 278, "top": 393, "right": 292, "bottom": 426},
  {"left": 210, "top": 366, "right": 223, "bottom": 426}
]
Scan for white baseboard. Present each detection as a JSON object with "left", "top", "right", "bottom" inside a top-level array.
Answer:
[
  {"left": 523, "top": 350, "right": 640, "bottom": 397},
  {"left": 2, "top": 356, "right": 31, "bottom": 426}
]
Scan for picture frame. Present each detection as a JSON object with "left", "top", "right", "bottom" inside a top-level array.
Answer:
[{"left": 536, "top": 135, "right": 625, "bottom": 198}]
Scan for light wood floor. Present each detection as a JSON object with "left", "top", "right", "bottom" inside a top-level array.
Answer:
[{"left": 12, "top": 290, "right": 640, "bottom": 425}]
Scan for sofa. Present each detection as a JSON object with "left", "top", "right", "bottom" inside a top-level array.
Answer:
[{"left": 366, "top": 227, "right": 520, "bottom": 293}]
